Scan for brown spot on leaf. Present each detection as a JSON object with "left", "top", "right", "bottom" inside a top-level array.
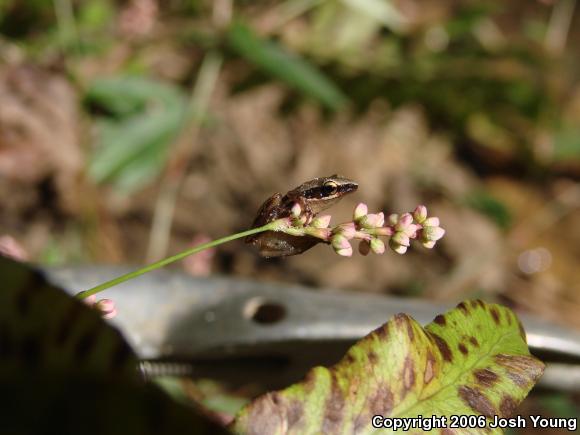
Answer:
[
  {"left": 458, "top": 385, "right": 496, "bottom": 417},
  {"left": 476, "top": 300, "right": 486, "bottom": 309},
  {"left": 246, "top": 392, "right": 286, "bottom": 434},
  {"left": 395, "top": 314, "right": 415, "bottom": 341},
  {"left": 424, "top": 351, "right": 436, "bottom": 384},
  {"left": 373, "top": 322, "right": 390, "bottom": 340},
  {"left": 490, "top": 307, "right": 500, "bottom": 325},
  {"left": 474, "top": 368, "right": 499, "bottom": 387},
  {"left": 286, "top": 400, "right": 304, "bottom": 428},
  {"left": 469, "top": 337, "right": 479, "bottom": 347},
  {"left": 441, "top": 429, "right": 456, "bottom": 435},
  {"left": 369, "top": 382, "right": 394, "bottom": 416},
  {"left": 457, "top": 302, "right": 469, "bottom": 314},
  {"left": 428, "top": 332, "right": 453, "bottom": 362},
  {"left": 368, "top": 351, "right": 378, "bottom": 365},
  {"left": 500, "top": 396, "right": 518, "bottom": 417},
  {"left": 506, "top": 313, "right": 513, "bottom": 325},
  {"left": 495, "top": 354, "right": 544, "bottom": 388},
  {"left": 402, "top": 356, "right": 416, "bottom": 395},
  {"left": 433, "top": 315, "right": 446, "bottom": 326},
  {"left": 458, "top": 343, "right": 468, "bottom": 356},
  {"left": 322, "top": 372, "right": 345, "bottom": 433}
]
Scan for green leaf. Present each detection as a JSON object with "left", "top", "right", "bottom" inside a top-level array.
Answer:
[
  {"left": 0, "top": 255, "right": 228, "bottom": 435},
  {"left": 86, "top": 76, "right": 184, "bottom": 117},
  {"left": 231, "top": 301, "right": 544, "bottom": 435},
  {"left": 226, "top": 22, "right": 348, "bottom": 110},
  {"left": 0, "top": 255, "right": 138, "bottom": 378},
  {"left": 86, "top": 76, "right": 186, "bottom": 193}
]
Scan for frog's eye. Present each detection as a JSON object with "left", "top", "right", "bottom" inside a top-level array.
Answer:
[{"left": 323, "top": 180, "right": 339, "bottom": 195}]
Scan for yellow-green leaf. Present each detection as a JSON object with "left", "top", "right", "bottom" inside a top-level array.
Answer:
[{"left": 231, "top": 300, "right": 544, "bottom": 435}]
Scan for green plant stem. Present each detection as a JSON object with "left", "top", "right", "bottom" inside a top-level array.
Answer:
[{"left": 75, "top": 223, "right": 274, "bottom": 300}]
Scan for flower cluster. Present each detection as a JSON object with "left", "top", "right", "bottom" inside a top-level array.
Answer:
[{"left": 276, "top": 203, "right": 445, "bottom": 257}]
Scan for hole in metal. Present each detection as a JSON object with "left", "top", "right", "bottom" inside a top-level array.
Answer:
[{"left": 244, "top": 298, "right": 286, "bottom": 325}]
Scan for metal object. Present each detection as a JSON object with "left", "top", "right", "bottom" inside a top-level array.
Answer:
[{"left": 44, "top": 266, "right": 580, "bottom": 391}]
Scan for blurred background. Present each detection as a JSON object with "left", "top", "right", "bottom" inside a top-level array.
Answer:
[{"left": 1, "top": 0, "right": 579, "bottom": 429}]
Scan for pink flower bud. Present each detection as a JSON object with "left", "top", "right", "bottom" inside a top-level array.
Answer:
[
  {"left": 423, "top": 217, "right": 440, "bottom": 227},
  {"left": 96, "top": 299, "right": 115, "bottom": 312},
  {"left": 388, "top": 213, "right": 399, "bottom": 226},
  {"left": 373, "top": 226, "right": 395, "bottom": 237},
  {"left": 403, "top": 223, "right": 419, "bottom": 238},
  {"left": 353, "top": 203, "right": 368, "bottom": 220},
  {"left": 312, "top": 215, "right": 332, "bottom": 228},
  {"left": 413, "top": 205, "right": 428, "bottom": 223},
  {"left": 392, "top": 231, "right": 410, "bottom": 247},
  {"left": 291, "top": 202, "right": 302, "bottom": 218},
  {"left": 389, "top": 238, "right": 408, "bottom": 254},
  {"left": 83, "top": 295, "right": 97, "bottom": 306},
  {"left": 305, "top": 227, "right": 332, "bottom": 240},
  {"left": 396, "top": 213, "right": 414, "bottom": 231},
  {"left": 96, "top": 299, "right": 117, "bottom": 319},
  {"left": 423, "top": 226, "right": 445, "bottom": 241},
  {"left": 335, "top": 222, "right": 357, "bottom": 239},
  {"left": 360, "top": 212, "right": 385, "bottom": 229},
  {"left": 370, "top": 238, "right": 385, "bottom": 254},
  {"left": 358, "top": 240, "right": 370, "bottom": 256},
  {"left": 332, "top": 234, "right": 353, "bottom": 257}
]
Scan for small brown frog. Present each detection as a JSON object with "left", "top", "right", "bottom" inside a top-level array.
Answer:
[{"left": 246, "top": 175, "right": 358, "bottom": 257}]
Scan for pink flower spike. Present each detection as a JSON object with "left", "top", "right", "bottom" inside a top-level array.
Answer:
[
  {"left": 358, "top": 240, "right": 371, "bottom": 256},
  {"left": 312, "top": 215, "right": 332, "bottom": 228},
  {"left": 413, "top": 205, "right": 428, "bottom": 223},
  {"left": 370, "top": 238, "right": 385, "bottom": 255},
  {"left": 354, "top": 203, "right": 368, "bottom": 220}
]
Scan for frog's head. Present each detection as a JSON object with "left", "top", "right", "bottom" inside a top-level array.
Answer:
[{"left": 298, "top": 174, "right": 358, "bottom": 212}]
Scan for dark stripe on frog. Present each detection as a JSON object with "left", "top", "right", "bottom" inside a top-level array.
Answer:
[{"left": 302, "top": 184, "right": 356, "bottom": 199}]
